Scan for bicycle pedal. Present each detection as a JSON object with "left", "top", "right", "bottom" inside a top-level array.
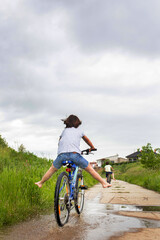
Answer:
[{"left": 79, "top": 185, "right": 88, "bottom": 190}]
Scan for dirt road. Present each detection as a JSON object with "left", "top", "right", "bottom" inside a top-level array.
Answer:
[
  {"left": 86, "top": 180, "right": 160, "bottom": 240},
  {"left": 1, "top": 180, "right": 160, "bottom": 240}
]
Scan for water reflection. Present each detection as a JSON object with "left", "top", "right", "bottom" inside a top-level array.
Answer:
[
  {"left": 106, "top": 204, "right": 142, "bottom": 212},
  {"left": 83, "top": 195, "right": 160, "bottom": 240},
  {"left": 137, "top": 206, "right": 160, "bottom": 211},
  {"left": 106, "top": 203, "right": 160, "bottom": 212},
  {"left": 1, "top": 195, "right": 160, "bottom": 240}
]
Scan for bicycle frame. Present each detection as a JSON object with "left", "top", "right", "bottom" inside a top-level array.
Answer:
[{"left": 62, "top": 160, "right": 79, "bottom": 201}]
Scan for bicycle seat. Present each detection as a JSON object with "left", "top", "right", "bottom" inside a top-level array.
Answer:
[{"left": 62, "top": 160, "right": 73, "bottom": 166}]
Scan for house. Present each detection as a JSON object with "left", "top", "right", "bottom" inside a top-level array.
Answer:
[
  {"left": 126, "top": 151, "right": 141, "bottom": 162},
  {"left": 126, "top": 150, "right": 157, "bottom": 162},
  {"left": 97, "top": 154, "right": 128, "bottom": 167},
  {"left": 90, "top": 161, "right": 98, "bottom": 168}
]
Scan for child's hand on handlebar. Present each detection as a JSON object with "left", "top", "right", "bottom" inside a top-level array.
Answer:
[
  {"left": 89, "top": 147, "right": 97, "bottom": 152},
  {"left": 81, "top": 148, "right": 97, "bottom": 155}
]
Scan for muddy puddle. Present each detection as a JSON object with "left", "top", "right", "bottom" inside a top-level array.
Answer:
[
  {"left": 1, "top": 194, "right": 160, "bottom": 240},
  {"left": 106, "top": 203, "right": 160, "bottom": 212}
]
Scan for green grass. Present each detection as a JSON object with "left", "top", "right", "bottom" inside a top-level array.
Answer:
[
  {"left": 0, "top": 157, "right": 56, "bottom": 226},
  {"left": 113, "top": 162, "right": 160, "bottom": 193},
  {"left": 0, "top": 136, "right": 98, "bottom": 227}
]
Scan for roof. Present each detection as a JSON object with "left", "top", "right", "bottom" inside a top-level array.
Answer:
[
  {"left": 126, "top": 151, "right": 141, "bottom": 158},
  {"left": 97, "top": 158, "right": 107, "bottom": 162},
  {"left": 97, "top": 154, "right": 119, "bottom": 161}
]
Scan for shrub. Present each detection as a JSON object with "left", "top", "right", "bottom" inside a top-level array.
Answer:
[
  {"left": 0, "top": 135, "right": 8, "bottom": 148},
  {"left": 140, "top": 143, "right": 160, "bottom": 169}
]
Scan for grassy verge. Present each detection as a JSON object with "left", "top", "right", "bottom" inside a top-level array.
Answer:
[
  {"left": 0, "top": 165, "right": 97, "bottom": 227},
  {"left": 112, "top": 162, "right": 160, "bottom": 193},
  {"left": 0, "top": 137, "right": 98, "bottom": 227},
  {"left": 0, "top": 156, "right": 56, "bottom": 226}
]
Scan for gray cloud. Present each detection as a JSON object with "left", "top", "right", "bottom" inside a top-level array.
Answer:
[
  {"left": 1, "top": 0, "right": 160, "bottom": 158},
  {"left": 26, "top": 0, "right": 160, "bottom": 56},
  {"left": 70, "top": 0, "right": 160, "bottom": 56}
]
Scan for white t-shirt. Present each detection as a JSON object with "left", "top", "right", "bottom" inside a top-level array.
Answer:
[
  {"left": 57, "top": 127, "right": 85, "bottom": 155},
  {"left": 105, "top": 165, "right": 112, "bottom": 172}
]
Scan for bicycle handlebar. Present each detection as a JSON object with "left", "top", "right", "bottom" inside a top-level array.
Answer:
[{"left": 81, "top": 148, "right": 97, "bottom": 155}]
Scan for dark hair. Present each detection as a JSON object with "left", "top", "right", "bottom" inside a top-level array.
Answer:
[
  {"left": 62, "top": 115, "right": 82, "bottom": 128},
  {"left": 106, "top": 161, "right": 110, "bottom": 165}
]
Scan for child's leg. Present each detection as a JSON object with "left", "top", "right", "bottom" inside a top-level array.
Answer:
[
  {"left": 85, "top": 164, "right": 111, "bottom": 188},
  {"left": 106, "top": 173, "right": 108, "bottom": 182},
  {"left": 112, "top": 172, "right": 116, "bottom": 180},
  {"left": 35, "top": 165, "right": 58, "bottom": 188}
]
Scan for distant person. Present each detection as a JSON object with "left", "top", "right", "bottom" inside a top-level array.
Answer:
[
  {"left": 35, "top": 115, "right": 112, "bottom": 188},
  {"left": 104, "top": 161, "right": 116, "bottom": 182}
]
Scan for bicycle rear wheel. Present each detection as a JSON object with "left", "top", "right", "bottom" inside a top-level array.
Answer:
[
  {"left": 107, "top": 174, "right": 111, "bottom": 184},
  {"left": 74, "top": 173, "right": 84, "bottom": 214},
  {"left": 54, "top": 172, "right": 70, "bottom": 227}
]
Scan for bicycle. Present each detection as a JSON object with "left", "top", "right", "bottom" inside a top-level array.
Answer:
[
  {"left": 106, "top": 173, "right": 111, "bottom": 184},
  {"left": 54, "top": 148, "right": 97, "bottom": 227}
]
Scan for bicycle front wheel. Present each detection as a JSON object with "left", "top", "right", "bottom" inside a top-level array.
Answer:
[
  {"left": 54, "top": 172, "right": 70, "bottom": 227},
  {"left": 74, "top": 173, "right": 84, "bottom": 214}
]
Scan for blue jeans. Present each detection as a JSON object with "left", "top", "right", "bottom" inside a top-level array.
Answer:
[{"left": 53, "top": 152, "right": 89, "bottom": 169}]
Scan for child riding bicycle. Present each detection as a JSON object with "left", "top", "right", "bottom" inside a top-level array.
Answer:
[
  {"left": 104, "top": 161, "right": 116, "bottom": 182},
  {"left": 35, "top": 115, "right": 111, "bottom": 188}
]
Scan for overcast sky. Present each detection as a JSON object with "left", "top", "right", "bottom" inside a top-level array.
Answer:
[{"left": 0, "top": 0, "right": 160, "bottom": 161}]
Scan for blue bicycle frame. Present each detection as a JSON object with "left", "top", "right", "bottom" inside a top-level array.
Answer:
[{"left": 62, "top": 160, "right": 79, "bottom": 201}]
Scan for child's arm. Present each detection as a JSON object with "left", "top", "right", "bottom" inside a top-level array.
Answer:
[{"left": 82, "top": 135, "right": 95, "bottom": 151}]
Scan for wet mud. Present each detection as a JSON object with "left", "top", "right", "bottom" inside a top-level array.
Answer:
[{"left": 1, "top": 180, "right": 160, "bottom": 240}]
